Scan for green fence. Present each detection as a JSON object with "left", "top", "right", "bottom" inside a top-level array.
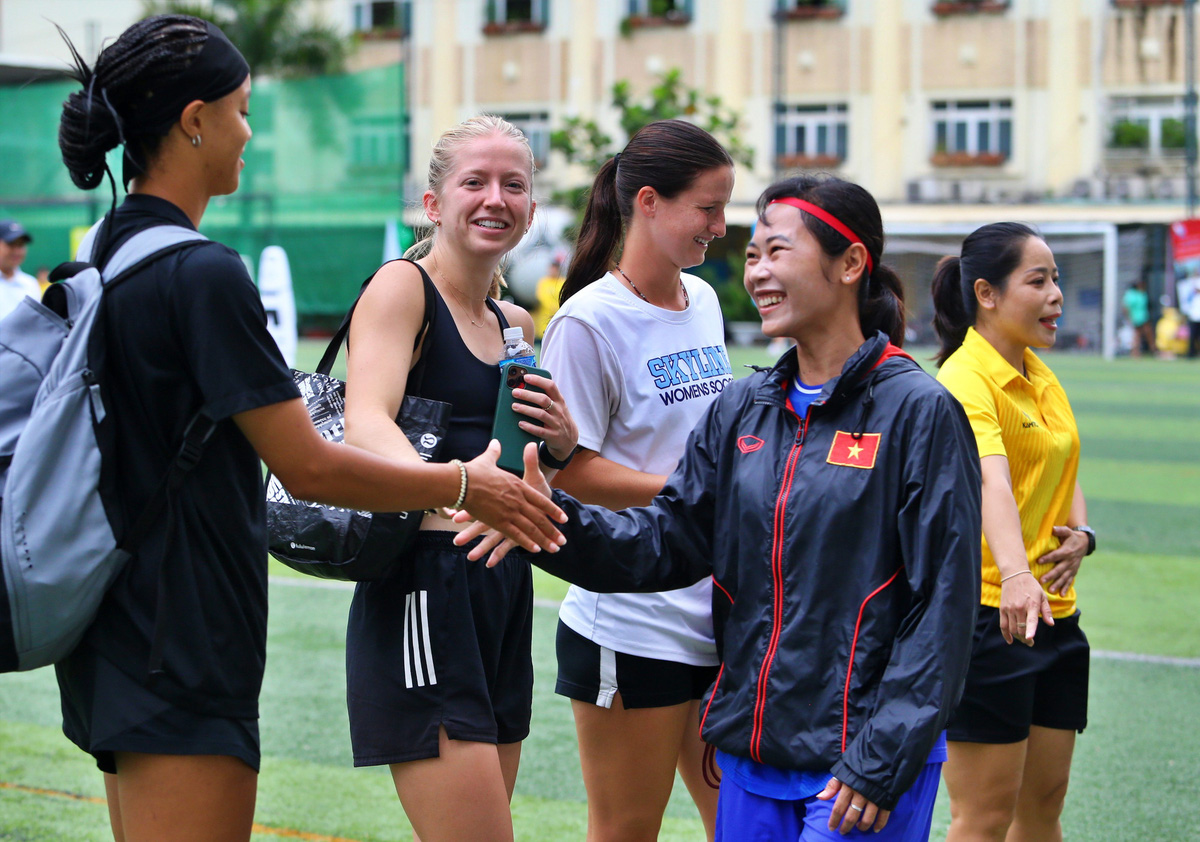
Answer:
[{"left": 0, "top": 64, "right": 412, "bottom": 320}]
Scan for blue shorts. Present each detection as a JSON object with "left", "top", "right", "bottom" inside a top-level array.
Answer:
[{"left": 714, "top": 759, "right": 943, "bottom": 842}]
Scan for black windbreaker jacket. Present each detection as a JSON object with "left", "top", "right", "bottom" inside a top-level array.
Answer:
[{"left": 537, "top": 332, "right": 982, "bottom": 810}]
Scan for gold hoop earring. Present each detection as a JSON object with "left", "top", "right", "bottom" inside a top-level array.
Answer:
[{"left": 191, "top": 134, "right": 202, "bottom": 148}]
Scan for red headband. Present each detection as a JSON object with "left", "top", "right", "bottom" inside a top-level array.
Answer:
[{"left": 768, "top": 197, "right": 874, "bottom": 274}]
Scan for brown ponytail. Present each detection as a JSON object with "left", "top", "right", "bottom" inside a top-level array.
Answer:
[
  {"left": 561, "top": 119, "right": 734, "bottom": 306},
  {"left": 930, "top": 222, "right": 1038, "bottom": 366}
]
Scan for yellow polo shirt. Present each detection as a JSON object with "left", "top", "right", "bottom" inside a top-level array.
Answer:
[{"left": 937, "top": 327, "right": 1080, "bottom": 618}]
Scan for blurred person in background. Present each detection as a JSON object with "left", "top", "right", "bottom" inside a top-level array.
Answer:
[
  {"left": 0, "top": 220, "right": 40, "bottom": 319},
  {"left": 532, "top": 257, "right": 564, "bottom": 339},
  {"left": 1121, "top": 278, "right": 1155, "bottom": 357}
]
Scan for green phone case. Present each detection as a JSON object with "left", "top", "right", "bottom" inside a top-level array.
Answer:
[{"left": 491, "top": 363, "right": 550, "bottom": 473}]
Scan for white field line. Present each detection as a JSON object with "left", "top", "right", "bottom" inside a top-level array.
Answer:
[
  {"left": 269, "top": 573, "right": 561, "bottom": 609},
  {"left": 1091, "top": 650, "right": 1200, "bottom": 669},
  {"left": 269, "top": 577, "right": 1200, "bottom": 668}
]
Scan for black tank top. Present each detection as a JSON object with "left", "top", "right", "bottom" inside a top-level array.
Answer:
[{"left": 406, "top": 264, "right": 510, "bottom": 464}]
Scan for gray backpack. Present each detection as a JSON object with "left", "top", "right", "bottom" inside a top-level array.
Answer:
[{"left": 0, "top": 221, "right": 211, "bottom": 672}]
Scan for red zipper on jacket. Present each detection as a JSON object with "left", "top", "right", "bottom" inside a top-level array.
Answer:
[
  {"left": 750, "top": 405, "right": 810, "bottom": 762},
  {"left": 841, "top": 567, "right": 904, "bottom": 752}
]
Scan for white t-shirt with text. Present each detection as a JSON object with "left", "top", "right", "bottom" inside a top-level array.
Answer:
[{"left": 541, "top": 272, "right": 732, "bottom": 666}]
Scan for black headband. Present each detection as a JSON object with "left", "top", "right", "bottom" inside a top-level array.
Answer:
[
  {"left": 119, "top": 20, "right": 249, "bottom": 184},
  {"left": 132, "top": 21, "right": 249, "bottom": 135}
]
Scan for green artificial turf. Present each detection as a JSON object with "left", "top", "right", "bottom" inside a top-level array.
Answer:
[{"left": 2, "top": 344, "right": 1197, "bottom": 840}]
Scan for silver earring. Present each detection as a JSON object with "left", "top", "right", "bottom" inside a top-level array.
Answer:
[{"left": 191, "top": 134, "right": 202, "bottom": 148}]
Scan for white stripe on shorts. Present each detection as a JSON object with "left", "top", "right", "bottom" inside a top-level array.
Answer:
[
  {"left": 402, "top": 590, "right": 438, "bottom": 689},
  {"left": 596, "top": 645, "right": 618, "bottom": 709}
]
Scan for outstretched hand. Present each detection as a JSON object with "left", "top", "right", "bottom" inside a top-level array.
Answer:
[
  {"left": 455, "top": 441, "right": 558, "bottom": 566},
  {"left": 817, "top": 777, "right": 890, "bottom": 835},
  {"left": 458, "top": 440, "right": 565, "bottom": 555}
]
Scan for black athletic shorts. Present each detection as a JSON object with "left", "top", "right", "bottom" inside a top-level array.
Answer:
[
  {"left": 56, "top": 644, "right": 260, "bottom": 774},
  {"left": 554, "top": 620, "right": 719, "bottom": 709},
  {"left": 345, "top": 532, "right": 534, "bottom": 766},
  {"left": 947, "top": 606, "right": 1089, "bottom": 744}
]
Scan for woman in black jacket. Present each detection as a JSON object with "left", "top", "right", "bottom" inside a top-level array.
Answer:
[{"left": 463, "top": 175, "right": 982, "bottom": 840}]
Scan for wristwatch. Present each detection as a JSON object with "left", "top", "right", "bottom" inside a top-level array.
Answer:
[
  {"left": 1073, "top": 525, "right": 1096, "bottom": 556},
  {"left": 538, "top": 441, "right": 576, "bottom": 471}
]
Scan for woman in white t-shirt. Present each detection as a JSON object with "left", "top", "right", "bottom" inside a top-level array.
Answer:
[{"left": 540, "top": 119, "right": 735, "bottom": 841}]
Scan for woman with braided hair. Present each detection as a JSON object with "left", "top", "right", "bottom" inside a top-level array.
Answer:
[{"left": 53, "top": 16, "right": 565, "bottom": 841}]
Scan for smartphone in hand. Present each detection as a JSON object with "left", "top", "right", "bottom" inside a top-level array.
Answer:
[{"left": 491, "top": 363, "right": 551, "bottom": 473}]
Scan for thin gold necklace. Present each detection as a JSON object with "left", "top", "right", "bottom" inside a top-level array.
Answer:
[
  {"left": 616, "top": 264, "right": 690, "bottom": 309},
  {"left": 432, "top": 256, "right": 489, "bottom": 328}
]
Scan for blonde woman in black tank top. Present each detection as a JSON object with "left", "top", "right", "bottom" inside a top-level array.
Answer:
[{"left": 342, "top": 116, "right": 578, "bottom": 842}]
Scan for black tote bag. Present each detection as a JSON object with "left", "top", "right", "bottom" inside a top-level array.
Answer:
[{"left": 266, "top": 261, "right": 450, "bottom": 581}]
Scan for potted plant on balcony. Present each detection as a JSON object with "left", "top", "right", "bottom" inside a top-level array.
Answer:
[
  {"left": 781, "top": 0, "right": 846, "bottom": 21},
  {"left": 620, "top": 0, "right": 693, "bottom": 35},
  {"left": 1112, "top": 0, "right": 1184, "bottom": 8},
  {"left": 777, "top": 152, "right": 844, "bottom": 169},
  {"left": 1110, "top": 119, "right": 1151, "bottom": 150},
  {"left": 930, "top": 148, "right": 1006, "bottom": 166},
  {"left": 1161, "top": 118, "right": 1186, "bottom": 151},
  {"left": 931, "top": 0, "right": 1009, "bottom": 16}
]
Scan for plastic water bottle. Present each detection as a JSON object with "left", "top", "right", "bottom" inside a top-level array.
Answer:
[{"left": 499, "top": 326, "right": 536, "bottom": 368}]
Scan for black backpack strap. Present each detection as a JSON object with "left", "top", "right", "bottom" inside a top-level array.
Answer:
[
  {"left": 142, "top": 410, "right": 218, "bottom": 676},
  {"left": 122, "top": 411, "right": 217, "bottom": 554},
  {"left": 316, "top": 258, "right": 437, "bottom": 384}
]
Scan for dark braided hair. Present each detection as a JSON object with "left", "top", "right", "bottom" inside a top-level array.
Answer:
[{"left": 58, "top": 15, "right": 208, "bottom": 190}]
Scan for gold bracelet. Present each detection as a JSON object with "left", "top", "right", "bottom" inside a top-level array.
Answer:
[
  {"left": 449, "top": 459, "right": 468, "bottom": 511},
  {"left": 1000, "top": 569, "right": 1035, "bottom": 583}
]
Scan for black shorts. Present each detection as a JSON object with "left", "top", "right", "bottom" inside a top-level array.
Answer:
[
  {"left": 947, "top": 606, "right": 1089, "bottom": 744},
  {"left": 345, "top": 532, "right": 534, "bottom": 766},
  {"left": 55, "top": 644, "right": 260, "bottom": 774},
  {"left": 554, "top": 620, "right": 719, "bottom": 709}
]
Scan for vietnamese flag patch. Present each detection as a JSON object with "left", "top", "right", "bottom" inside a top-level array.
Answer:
[{"left": 826, "top": 431, "right": 881, "bottom": 469}]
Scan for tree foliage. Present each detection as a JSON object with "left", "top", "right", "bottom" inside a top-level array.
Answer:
[
  {"left": 550, "top": 68, "right": 754, "bottom": 174},
  {"left": 141, "top": 0, "right": 351, "bottom": 78}
]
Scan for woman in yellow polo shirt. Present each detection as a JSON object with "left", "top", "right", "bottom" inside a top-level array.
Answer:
[{"left": 932, "top": 222, "right": 1094, "bottom": 842}]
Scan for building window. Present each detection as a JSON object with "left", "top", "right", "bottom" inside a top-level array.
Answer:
[
  {"left": 1108, "top": 96, "right": 1186, "bottom": 157},
  {"left": 776, "top": 0, "right": 847, "bottom": 21},
  {"left": 622, "top": 0, "right": 694, "bottom": 32},
  {"left": 484, "top": 0, "right": 549, "bottom": 33},
  {"left": 501, "top": 112, "right": 551, "bottom": 169},
  {"left": 352, "top": 0, "right": 411, "bottom": 36},
  {"left": 931, "top": 100, "right": 1012, "bottom": 166},
  {"left": 775, "top": 103, "right": 848, "bottom": 168}
]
